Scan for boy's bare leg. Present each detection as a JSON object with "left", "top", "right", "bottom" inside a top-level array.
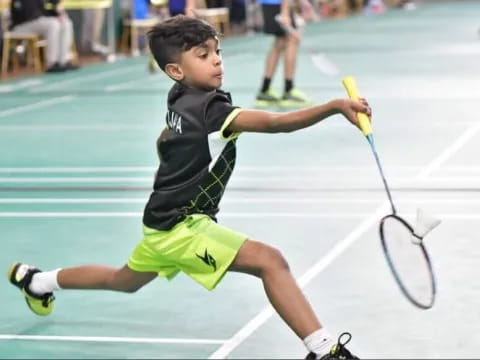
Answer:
[
  {"left": 58, "top": 265, "right": 157, "bottom": 293},
  {"left": 229, "top": 239, "right": 321, "bottom": 339},
  {"left": 284, "top": 32, "right": 300, "bottom": 80},
  {"left": 264, "top": 37, "right": 286, "bottom": 79}
]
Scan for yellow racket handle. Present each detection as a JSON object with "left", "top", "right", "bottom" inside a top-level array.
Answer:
[{"left": 342, "top": 76, "right": 372, "bottom": 136}]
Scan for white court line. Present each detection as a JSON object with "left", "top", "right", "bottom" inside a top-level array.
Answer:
[
  {"left": 0, "top": 165, "right": 386, "bottom": 172},
  {"left": 1, "top": 165, "right": 480, "bottom": 173},
  {"left": 310, "top": 53, "right": 339, "bottom": 76},
  {"left": 0, "top": 212, "right": 477, "bottom": 219},
  {"left": 29, "top": 66, "right": 139, "bottom": 93},
  {"left": 0, "top": 79, "right": 44, "bottom": 93},
  {"left": 0, "top": 197, "right": 479, "bottom": 204},
  {"left": 105, "top": 75, "right": 158, "bottom": 92},
  {"left": 1, "top": 176, "right": 479, "bottom": 185},
  {"left": 0, "top": 124, "right": 151, "bottom": 131},
  {"left": 0, "top": 177, "right": 153, "bottom": 183},
  {"left": 0, "top": 96, "right": 75, "bottom": 118},
  {"left": 0, "top": 212, "right": 368, "bottom": 218},
  {"left": 416, "top": 121, "right": 480, "bottom": 180},
  {"left": 0, "top": 167, "right": 154, "bottom": 173},
  {"left": 0, "top": 334, "right": 225, "bottom": 345}
]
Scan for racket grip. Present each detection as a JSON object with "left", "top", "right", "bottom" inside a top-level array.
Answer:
[{"left": 342, "top": 76, "right": 372, "bottom": 136}]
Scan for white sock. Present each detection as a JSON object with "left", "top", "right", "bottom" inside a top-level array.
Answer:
[
  {"left": 29, "top": 268, "right": 62, "bottom": 296},
  {"left": 303, "top": 328, "right": 335, "bottom": 358}
]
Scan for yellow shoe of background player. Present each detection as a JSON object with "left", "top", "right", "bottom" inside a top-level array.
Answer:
[
  {"left": 7, "top": 263, "right": 55, "bottom": 316},
  {"left": 255, "top": 88, "right": 281, "bottom": 108},
  {"left": 280, "top": 88, "right": 314, "bottom": 108},
  {"left": 148, "top": 57, "right": 160, "bottom": 73}
]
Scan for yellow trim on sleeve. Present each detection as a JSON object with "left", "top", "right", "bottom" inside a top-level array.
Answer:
[{"left": 220, "top": 108, "right": 242, "bottom": 140}]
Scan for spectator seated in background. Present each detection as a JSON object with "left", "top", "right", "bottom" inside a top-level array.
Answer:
[{"left": 9, "top": 0, "right": 79, "bottom": 73}]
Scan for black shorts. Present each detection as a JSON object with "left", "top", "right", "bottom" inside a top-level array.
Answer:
[{"left": 261, "top": 4, "right": 297, "bottom": 37}]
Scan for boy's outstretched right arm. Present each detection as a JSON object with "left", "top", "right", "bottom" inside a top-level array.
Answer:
[{"left": 227, "top": 99, "right": 371, "bottom": 134}]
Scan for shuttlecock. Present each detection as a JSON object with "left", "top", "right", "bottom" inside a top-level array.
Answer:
[{"left": 414, "top": 208, "right": 441, "bottom": 239}]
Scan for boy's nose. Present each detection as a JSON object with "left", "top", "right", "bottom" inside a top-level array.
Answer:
[{"left": 213, "top": 54, "right": 222, "bottom": 65}]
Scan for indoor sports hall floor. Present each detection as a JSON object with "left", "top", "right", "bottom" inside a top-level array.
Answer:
[{"left": 1, "top": 1, "right": 480, "bottom": 358}]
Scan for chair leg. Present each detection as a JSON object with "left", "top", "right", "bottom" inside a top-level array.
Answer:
[
  {"left": 131, "top": 26, "right": 139, "bottom": 57},
  {"left": 30, "top": 39, "right": 42, "bottom": 73},
  {"left": 1, "top": 37, "right": 10, "bottom": 78},
  {"left": 12, "top": 43, "right": 20, "bottom": 73},
  {"left": 121, "top": 25, "right": 130, "bottom": 54},
  {"left": 70, "top": 39, "right": 79, "bottom": 65}
]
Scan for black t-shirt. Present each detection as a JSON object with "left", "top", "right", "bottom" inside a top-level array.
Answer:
[
  {"left": 10, "top": 0, "right": 60, "bottom": 28},
  {"left": 143, "top": 83, "right": 242, "bottom": 230},
  {"left": 10, "top": 0, "right": 43, "bottom": 28}
]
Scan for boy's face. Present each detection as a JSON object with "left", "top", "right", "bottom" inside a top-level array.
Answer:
[{"left": 166, "top": 37, "right": 223, "bottom": 91}]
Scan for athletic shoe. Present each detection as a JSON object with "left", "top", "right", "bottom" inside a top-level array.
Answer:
[
  {"left": 45, "top": 63, "right": 66, "bottom": 73},
  {"left": 255, "top": 88, "right": 281, "bottom": 107},
  {"left": 148, "top": 57, "right": 160, "bottom": 73},
  {"left": 7, "top": 263, "right": 55, "bottom": 316},
  {"left": 305, "top": 332, "right": 359, "bottom": 359},
  {"left": 279, "top": 88, "right": 314, "bottom": 108}
]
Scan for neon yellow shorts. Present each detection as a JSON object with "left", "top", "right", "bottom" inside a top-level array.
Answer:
[{"left": 127, "top": 214, "right": 247, "bottom": 290}]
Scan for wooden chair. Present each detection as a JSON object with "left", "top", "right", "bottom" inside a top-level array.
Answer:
[
  {"left": 1, "top": 0, "right": 46, "bottom": 78},
  {"left": 194, "top": 0, "right": 231, "bottom": 38},
  {"left": 120, "top": 16, "right": 161, "bottom": 56},
  {"left": 0, "top": 0, "right": 81, "bottom": 78}
]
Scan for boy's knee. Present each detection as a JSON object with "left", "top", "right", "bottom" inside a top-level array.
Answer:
[{"left": 262, "top": 245, "right": 290, "bottom": 272}]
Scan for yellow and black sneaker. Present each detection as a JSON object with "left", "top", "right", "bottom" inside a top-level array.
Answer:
[
  {"left": 254, "top": 88, "right": 281, "bottom": 108},
  {"left": 305, "top": 332, "right": 359, "bottom": 360},
  {"left": 280, "top": 88, "right": 314, "bottom": 108},
  {"left": 7, "top": 263, "right": 55, "bottom": 316}
]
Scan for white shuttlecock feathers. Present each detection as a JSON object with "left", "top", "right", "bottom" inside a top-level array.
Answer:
[{"left": 414, "top": 208, "right": 442, "bottom": 239}]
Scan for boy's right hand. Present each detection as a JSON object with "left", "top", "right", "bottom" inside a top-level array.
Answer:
[{"left": 335, "top": 98, "right": 372, "bottom": 130}]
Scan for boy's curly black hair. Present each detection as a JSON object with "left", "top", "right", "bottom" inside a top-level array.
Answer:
[{"left": 148, "top": 16, "right": 218, "bottom": 71}]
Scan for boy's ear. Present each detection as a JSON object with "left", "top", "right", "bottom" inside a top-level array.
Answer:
[{"left": 165, "top": 63, "right": 184, "bottom": 81}]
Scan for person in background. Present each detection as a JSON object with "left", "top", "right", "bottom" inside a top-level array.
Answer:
[
  {"left": 148, "top": 0, "right": 196, "bottom": 73},
  {"left": 81, "top": 7, "right": 109, "bottom": 56},
  {"left": 255, "top": 0, "right": 312, "bottom": 108},
  {"left": 9, "top": 0, "right": 78, "bottom": 73}
]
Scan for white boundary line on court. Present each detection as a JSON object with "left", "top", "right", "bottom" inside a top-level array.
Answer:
[
  {"left": 0, "top": 165, "right": 479, "bottom": 173},
  {"left": 0, "top": 212, "right": 368, "bottom": 218},
  {"left": 208, "top": 115, "right": 480, "bottom": 359},
  {"left": 29, "top": 66, "right": 140, "bottom": 93},
  {"left": 0, "top": 334, "right": 225, "bottom": 345},
  {"left": 416, "top": 121, "right": 480, "bottom": 180},
  {"left": 0, "top": 124, "right": 151, "bottom": 131},
  {"left": 0, "top": 197, "right": 478, "bottom": 204},
  {"left": 0, "top": 176, "right": 479, "bottom": 185},
  {"left": 0, "top": 79, "right": 44, "bottom": 93},
  {"left": 105, "top": 75, "right": 159, "bottom": 92},
  {"left": 0, "top": 96, "right": 75, "bottom": 118},
  {"left": 0, "top": 212, "right": 477, "bottom": 219},
  {"left": 0, "top": 167, "right": 155, "bottom": 173}
]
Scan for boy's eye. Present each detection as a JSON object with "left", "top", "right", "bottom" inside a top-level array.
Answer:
[
  {"left": 216, "top": 49, "right": 222, "bottom": 55},
  {"left": 199, "top": 53, "right": 208, "bottom": 59}
]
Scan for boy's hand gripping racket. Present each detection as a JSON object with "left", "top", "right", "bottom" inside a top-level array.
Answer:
[{"left": 342, "top": 76, "right": 441, "bottom": 309}]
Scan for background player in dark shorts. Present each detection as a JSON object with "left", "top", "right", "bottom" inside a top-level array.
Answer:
[{"left": 255, "top": 0, "right": 312, "bottom": 107}]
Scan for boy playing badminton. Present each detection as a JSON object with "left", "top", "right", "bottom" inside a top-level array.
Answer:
[{"left": 8, "top": 16, "right": 370, "bottom": 359}]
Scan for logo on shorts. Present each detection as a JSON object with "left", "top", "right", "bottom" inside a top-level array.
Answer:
[{"left": 196, "top": 249, "right": 217, "bottom": 271}]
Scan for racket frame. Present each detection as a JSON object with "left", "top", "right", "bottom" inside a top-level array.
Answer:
[{"left": 379, "top": 214, "right": 437, "bottom": 309}]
